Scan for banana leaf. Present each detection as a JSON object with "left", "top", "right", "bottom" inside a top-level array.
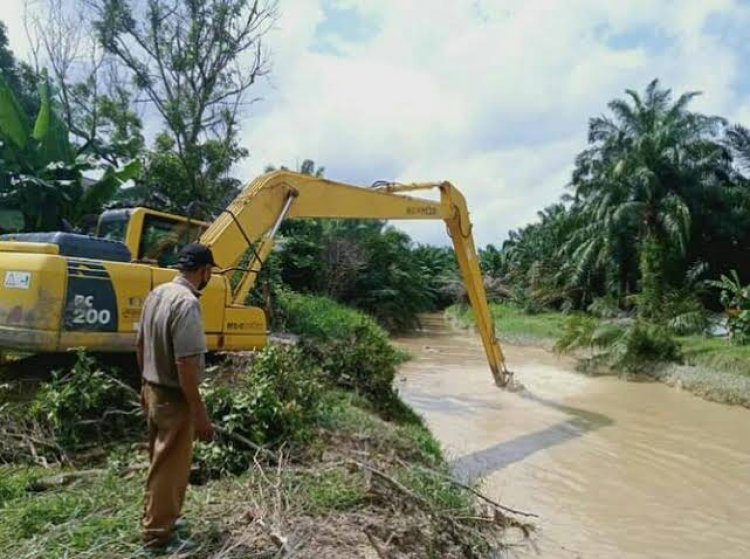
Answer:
[
  {"left": 0, "top": 73, "right": 30, "bottom": 149},
  {"left": 33, "top": 78, "right": 72, "bottom": 165},
  {"left": 76, "top": 159, "right": 142, "bottom": 218}
]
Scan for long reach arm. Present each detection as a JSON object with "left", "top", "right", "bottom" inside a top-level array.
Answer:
[{"left": 199, "top": 171, "right": 511, "bottom": 387}]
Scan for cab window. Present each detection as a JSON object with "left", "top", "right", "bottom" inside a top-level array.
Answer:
[
  {"left": 139, "top": 214, "right": 204, "bottom": 267},
  {"left": 98, "top": 215, "right": 129, "bottom": 242}
]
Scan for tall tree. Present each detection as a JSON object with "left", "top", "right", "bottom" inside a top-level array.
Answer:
[
  {"left": 0, "top": 21, "right": 39, "bottom": 120},
  {"left": 24, "top": 0, "right": 144, "bottom": 166},
  {"left": 726, "top": 124, "right": 750, "bottom": 174},
  {"left": 571, "top": 79, "right": 726, "bottom": 317},
  {"left": 92, "top": 0, "right": 277, "bottom": 210}
]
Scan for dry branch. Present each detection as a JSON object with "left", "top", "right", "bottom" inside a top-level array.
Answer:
[
  {"left": 395, "top": 458, "right": 538, "bottom": 519},
  {"left": 27, "top": 464, "right": 148, "bottom": 492}
]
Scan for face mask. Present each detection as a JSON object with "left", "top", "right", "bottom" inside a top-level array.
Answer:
[{"left": 198, "top": 268, "right": 211, "bottom": 291}]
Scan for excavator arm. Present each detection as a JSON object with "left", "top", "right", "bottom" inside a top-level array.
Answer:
[{"left": 200, "top": 171, "right": 511, "bottom": 387}]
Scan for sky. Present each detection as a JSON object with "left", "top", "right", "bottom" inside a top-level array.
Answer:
[{"left": 2, "top": 0, "right": 750, "bottom": 246}]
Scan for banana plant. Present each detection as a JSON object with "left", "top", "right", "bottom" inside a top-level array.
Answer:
[
  {"left": 0, "top": 72, "right": 140, "bottom": 232},
  {"left": 708, "top": 270, "right": 750, "bottom": 344}
]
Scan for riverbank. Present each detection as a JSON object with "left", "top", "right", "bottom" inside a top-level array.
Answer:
[
  {"left": 0, "top": 294, "right": 529, "bottom": 557},
  {"left": 447, "top": 304, "right": 750, "bottom": 408},
  {"left": 0, "top": 381, "right": 523, "bottom": 557}
]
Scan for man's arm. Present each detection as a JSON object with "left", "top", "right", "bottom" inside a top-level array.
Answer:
[
  {"left": 176, "top": 355, "right": 214, "bottom": 441},
  {"left": 172, "top": 299, "right": 212, "bottom": 441},
  {"left": 136, "top": 337, "right": 146, "bottom": 411},
  {"left": 136, "top": 311, "right": 146, "bottom": 410},
  {"left": 136, "top": 337, "right": 144, "bottom": 373}
]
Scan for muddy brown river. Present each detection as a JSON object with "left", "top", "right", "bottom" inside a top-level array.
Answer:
[{"left": 395, "top": 316, "right": 750, "bottom": 558}]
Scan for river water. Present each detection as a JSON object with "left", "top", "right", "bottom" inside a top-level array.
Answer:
[{"left": 395, "top": 315, "right": 750, "bottom": 558}]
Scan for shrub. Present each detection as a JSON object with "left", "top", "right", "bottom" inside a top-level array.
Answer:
[
  {"left": 31, "top": 351, "right": 139, "bottom": 449},
  {"left": 556, "top": 315, "right": 682, "bottom": 374},
  {"left": 587, "top": 296, "right": 626, "bottom": 319},
  {"left": 609, "top": 321, "right": 683, "bottom": 372},
  {"left": 662, "top": 290, "right": 710, "bottom": 336},
  {"left": 196, "top": 345, "right": 323, "bottom": 476},
  {"left": 275, "top": 289, "right": 367, "bottom": 341},
  {"left": 554, "top": 314, "right": 601, "bottom": 353},
  {"left": 275, "top": 290, "right": 405, "bottom": 415}
]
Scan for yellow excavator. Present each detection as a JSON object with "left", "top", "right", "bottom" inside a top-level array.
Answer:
[{"left": 0, "top": 171, "right": 511, "bottom": 386}]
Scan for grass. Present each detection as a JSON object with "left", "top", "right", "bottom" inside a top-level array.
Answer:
[
  {"left": 679, "top": 336, "right": 750, "bottom": 377},
  {"left": 292, "top": 468, "right": 368, "bottom": 512},
  {"left": 449, "top": 302, "right": 750, "bottom": 407},
  {"left": 447, "top": 303, "right": 568, "bottom": 345},
  {"left": 0, "top": 468, "right": 145, "bottom": 558},
  {"left": 0, "top": 390, "right": 509, "bottom": 558},
  {"left": 0, "top": 292, "right": 527, "bottom": 557}
]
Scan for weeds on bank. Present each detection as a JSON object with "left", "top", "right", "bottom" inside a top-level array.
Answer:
[
  {"left": 0, "top": 392, "right": 530, "bottom": 558},
  {"left": 0, "top": 293, "right": 533, "bottom": 557}
]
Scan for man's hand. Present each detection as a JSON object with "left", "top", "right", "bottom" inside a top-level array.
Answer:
[
  {"left": 140, "top": 384, "right": 147, "bottom": 413},
  {"left": 193, "top": 405, "right": 215, "bottom": 442}
]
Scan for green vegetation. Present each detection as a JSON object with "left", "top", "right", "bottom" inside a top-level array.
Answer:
[
  {"left": 679, "top": 337, "right": 750, "bottom": 377},
  {"left": 31, "top": 351, "right": 139, "bottom": 449},
  {"left": 196, "top": 345, "right": 325, "bottom": 477},
  {"left": 0, "top": 295, "right": 523, "bottom": 557},
  {"left": 256, "top": 180, "right": 460, "bottom": 333},
  {"left": 275, "top": 289, "right": 409, "bottom": 417},
  {"left": 708, "top": 271, "right": 750, "bottom": 344},
  {"left": 495, "top": 80, "right": 750, "bottom": 318},
  {"left": 439, "top": 80, "right": 750, "bottom": 404},
  {"left": 0, "top": 72, "right": 140, "bottom": 232},
  {"left": 450, "top": 301, "right": 750, "bottom": 407},
  {"left": 447, "top": 302, "right": 568, "bottom": 345},
  {"left": 0, "top": 391, "right": 517, "bottom": 557},
  {"left": 554, "top": 315, "right": 683, "bottom": 374}
]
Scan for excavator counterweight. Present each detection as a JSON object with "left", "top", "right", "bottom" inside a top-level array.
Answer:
[{"left": 0, "top": 171, "right": 511, "bottom": 386}]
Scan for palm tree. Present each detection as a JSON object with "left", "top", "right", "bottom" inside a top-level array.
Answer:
[
  {"left": 570, "top": 79, "right": 726, "bottom": 318},
  {"left": 726, "top": 124, "right": 750, "bottom": 174}
]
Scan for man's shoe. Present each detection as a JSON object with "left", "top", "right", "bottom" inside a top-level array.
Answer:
[
  {"left": 165, "top": 537, "right": 197, "bottom": 554},
  {"left": 144, "top": 536, "right": 196, "bottom": 555},
  {"left": 174, "top": 516, "right": 191, "bottom": 536}
]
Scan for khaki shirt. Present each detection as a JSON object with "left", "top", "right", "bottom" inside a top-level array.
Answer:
[{"left": 137, "top": 276, "right": 207, "bottom": 388}]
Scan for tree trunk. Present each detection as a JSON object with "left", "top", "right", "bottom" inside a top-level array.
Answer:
[{"left": 638, "top": 231, "right": 664, "bottom": 319}]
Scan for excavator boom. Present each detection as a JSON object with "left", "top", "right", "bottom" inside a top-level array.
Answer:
[
  {"left": 200, "top": 171, "right": 511, "bottom": 386},
  {"left": 0, "top": 170, "right": 510, "bottom": 386}
]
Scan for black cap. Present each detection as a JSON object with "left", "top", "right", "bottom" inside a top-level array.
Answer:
[{"left": 177, "top": 243, "right": 217, "bottom": 270}]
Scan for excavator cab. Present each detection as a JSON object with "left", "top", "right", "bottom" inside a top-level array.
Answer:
[{"left": 97, "top": 208, "right": 209, "bottom": 267}]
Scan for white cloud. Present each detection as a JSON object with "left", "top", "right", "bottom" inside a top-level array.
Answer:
[
  {"left": 236, "top": 0, "right": 750, "bottom": 245},
  {"left": 3, "top": 0, "right": 749, "bottom": 246}
]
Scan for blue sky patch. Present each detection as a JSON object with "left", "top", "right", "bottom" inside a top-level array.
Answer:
[
  {"left": 312, "top": 1, "right": 380, "bottom": 55},
  {"left": 598, "top": 24, "right": 672, "bottom": 55}
]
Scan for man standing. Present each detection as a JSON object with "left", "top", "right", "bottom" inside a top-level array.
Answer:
[{"left": 136, "top": 243, "right": 217, "bottom": 550}]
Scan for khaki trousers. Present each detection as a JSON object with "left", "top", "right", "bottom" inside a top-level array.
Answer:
[{"left": 142, "top": 383, "right": 194, "bottom": 546}]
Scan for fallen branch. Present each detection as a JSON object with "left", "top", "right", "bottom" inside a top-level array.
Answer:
[
  {"left": 350, "top": 460, "right": 431, "bottom": 510},
  {"left": 395, "top": 458, "right": 538, "bottom": 519},
  {"left": 214, "top": 425, "right": 277, "bottom": 464},
  {"left": 256, "top": 518, "right": 291, "bottom": 554},
  {"left": 27, "top": 464, "right": 148, "bottom": 492}
]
